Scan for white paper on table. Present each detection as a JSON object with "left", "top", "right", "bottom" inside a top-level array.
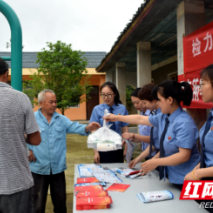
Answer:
[
  {"left": 110, "top": 168, "right": 120, "bottom": 173},
  {"left": 137, "top": 190, "right": 174, "bottom": 203},
  {"left": 116, "top": 168, "right": 135, "bottom": 177},
  {"left": 92, "top": 170, "right": 123, "bottom": 183},
  {"left": 78, "top": 164, "right": 102, "bottom": 177},
  {"left": 123, "top": 139, "right": 135, "bottom": 164},
  {"left": 132, "top": 170, "right": 159, "bottom": 179}
]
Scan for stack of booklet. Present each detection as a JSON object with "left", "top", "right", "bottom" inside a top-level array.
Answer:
[
  {"left": 75, "top": 185, "right": 113, "bottom": 210},
  {"left": 137, "top": 190, "right": 174, "bottom": 203},
  {"left": 76, "top": 164, "right": 120, "bottom": 210}
]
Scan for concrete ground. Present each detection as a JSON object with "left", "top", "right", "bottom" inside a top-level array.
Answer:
[{"left": 45, "top": 129, "right": 141, "bottom": 213}]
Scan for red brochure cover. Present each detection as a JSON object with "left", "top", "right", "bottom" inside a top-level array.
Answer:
[
  {"left": 74, "top": 185, "right": 104, "bottom": 195},
  {"left": 77, "top": 177, "right": 99, "bottom": 184},
  {"left": 76, "top": 196, "right": 113, "bottom": 210},
  {"left": 76, "top": 190, "right": 108, "bottom": 198},
  {"left": 106, "top": 183, "right": 130, "bottom": 192}
]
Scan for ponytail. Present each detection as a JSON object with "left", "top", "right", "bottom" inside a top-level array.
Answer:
[
  {"left": 180, "top": 81, "right": 193, "bottom": 106},
  {"left": 154, "top": 80, "right": 192, "bottom": 106}
]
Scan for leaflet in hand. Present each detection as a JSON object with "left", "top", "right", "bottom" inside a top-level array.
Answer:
[
  {"left": 137, "top": 190, "right": 174, "bottom": 203},
  {"left": 123, "top": 139, "right": 135, "bottom": 164},
  {"left": 116, "top": 168, "right": 138, "bottom": 177}
]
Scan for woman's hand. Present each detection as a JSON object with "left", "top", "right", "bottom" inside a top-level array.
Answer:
[
  {"left": 184, "top": 169, "right": 201, "bottom": 180},
  {"left": 184, "top": 171, "right": 197, "bottom": 180},
  {"left": 140, "top": 159, "right": 159, "bottom": 175},
  {"left": 122, "top": 132, "right": 134, "bottom": 141},
  {"left": 129, "top": 156, "right": 141, "bottom": 168},
  {"left": 103, "top": 113, "right": 118, "bottom": 122}
]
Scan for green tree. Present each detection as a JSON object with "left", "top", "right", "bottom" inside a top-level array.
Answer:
[
  {"left": 126, "top": 85, "right": 135, "bottom": 110},
  {"left": 23, "top": 41, "right": 92, "bottom": 115}
]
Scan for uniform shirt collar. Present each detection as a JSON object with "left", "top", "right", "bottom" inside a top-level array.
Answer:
[
  {"left": 142, "top": 109, "right": 150, "bottom": 116},
  {"left": 104, "top": 103, "right": 117, "bottom": 110},
  {"left": 0, "top": 82, "right": 12, "bottom": 88},
  {"left": 157, "top": 108, "right": 161, "bottom": 114},
  {"left": 140, "top": 111, "right": 145, "bottom": 115},
  {"left": 166, "top": 107, "right": 182, "bottom": 123}
]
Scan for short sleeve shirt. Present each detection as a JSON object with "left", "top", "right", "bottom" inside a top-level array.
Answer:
[
  {"left": 0, "top": 82, "right": 39, "bottom": 195},
  {"left": 152, "top": 108, "right": 161, "bottom": 150},
  {"left": 199, "top": 109, "right": 213, "bottom": 168},
  {"left": 138, "top": 110, "right": 153, "bottom": 153},
  {"left": 28, "top": 110, "right": 88, "bottom": 175},
  {"left": 89, "top": 103, "right": 129, "bottom": 135},
  {"left": 149, "top": 107, "right": 200, "bottom": 184}
]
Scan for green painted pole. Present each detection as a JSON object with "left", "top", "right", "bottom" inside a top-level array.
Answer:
[
  {"left": 0, "top": 0, "right": 22, "bottom": 91},
  {"left": 1, "top": 56, "right": 11, "bottom": 61}
]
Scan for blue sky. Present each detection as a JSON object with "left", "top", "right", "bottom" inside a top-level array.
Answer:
[{"left": 0, "top": 0, "right": 144, "bottom": 53}]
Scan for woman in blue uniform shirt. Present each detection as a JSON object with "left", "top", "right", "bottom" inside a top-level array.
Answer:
[
  {"left": 185, "top": 64, "right": 213, "bottom": 181},
  {"left": 122, "top": 87, "right": 156, "bottom": 161},
  {"left": 89, "top": 81, "right": 129, "bottom": 164},
  {"left": 128, "top": 84, "right": 160, "bottom": 168},
  {"left": 104, "top": 80, "right": 200, "bottom": 187}
]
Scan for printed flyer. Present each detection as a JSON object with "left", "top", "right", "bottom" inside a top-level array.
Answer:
[{"left": 137, "top": 190, "right": 174, "bottom": 203}]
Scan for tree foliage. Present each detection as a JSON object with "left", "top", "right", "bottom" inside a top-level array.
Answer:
[
  {"left": 126, "top": 85, "right": 135, "bottom": 110},
  {"left": 23, "top": 41, "right": 92, "bottom": 115}
]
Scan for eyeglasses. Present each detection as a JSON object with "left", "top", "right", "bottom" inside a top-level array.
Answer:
[
  {"left": 100, "top": 93, "right": 114, "bottom": 98},
  {"left": 199, "top": 82, "right": 212, "bottom": 87}
]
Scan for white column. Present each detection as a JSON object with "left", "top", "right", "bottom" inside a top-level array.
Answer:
[
  {"left": 177, "top": 1, "right": 205, "bottom": 75},
  {"left": 177, "top": 1, "right": 206, "bottom": 129},
  {"left": 116, "top": 62, "right": 126, "bottom": 106},
  {"left": 106, "top": 70, "right": 113, "bottom": 82},
  {"left": 137, "top": 42, "right": 151, "bottom": 87}
]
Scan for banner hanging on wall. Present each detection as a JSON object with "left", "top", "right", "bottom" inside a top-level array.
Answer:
[{"left": 179, "top": 21, "right": 213, "bottom": 108}]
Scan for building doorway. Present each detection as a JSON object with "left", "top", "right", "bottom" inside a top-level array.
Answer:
[
  {"left": 168, "top": 72, "right": 178, "bottom": 81},
  {"left": 86, "top": 86, "right": 99, "bottom": 120}
]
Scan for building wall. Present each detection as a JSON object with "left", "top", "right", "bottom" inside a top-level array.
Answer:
[
  {"left": 151, "top": 61, "right": 177, "bottom": 84},
  {"left": 8, "top": 68, "right": 105, "bottom": 121},
  {"left": 126, "top": 71, "right": 137, "bottom": 87}
]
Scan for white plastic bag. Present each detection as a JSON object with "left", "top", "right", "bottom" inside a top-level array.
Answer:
[{"left": 87, "top": 109, "right": 122, "bottom": 151}]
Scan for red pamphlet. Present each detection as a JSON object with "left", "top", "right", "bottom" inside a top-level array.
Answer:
[
  {"left": 77, "top": 177, "right": 99, "bottom": 184},
  {"left": 76, "top": 196, "right": 113, "bottom": 210},
  {"left": 76, "top": 190, "right": 108, "bottom": 198},
  {"left": 74, "top": 185, "right": 104, "bottom": 195},
  {"left": 106, "top": 183, "right": 130, "bottom": 192}
]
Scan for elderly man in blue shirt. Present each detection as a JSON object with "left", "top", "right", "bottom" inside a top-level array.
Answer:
[{"left": 28, "top": 89, "right": 100, "bottom": 213}]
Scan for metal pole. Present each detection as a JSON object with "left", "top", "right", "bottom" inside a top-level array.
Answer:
[
  {"left": 1, "top": 56, "right": 11, "bottom": 61},
  {"left": 0, "top": 0, "right": 22, "bottom": 91}
]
